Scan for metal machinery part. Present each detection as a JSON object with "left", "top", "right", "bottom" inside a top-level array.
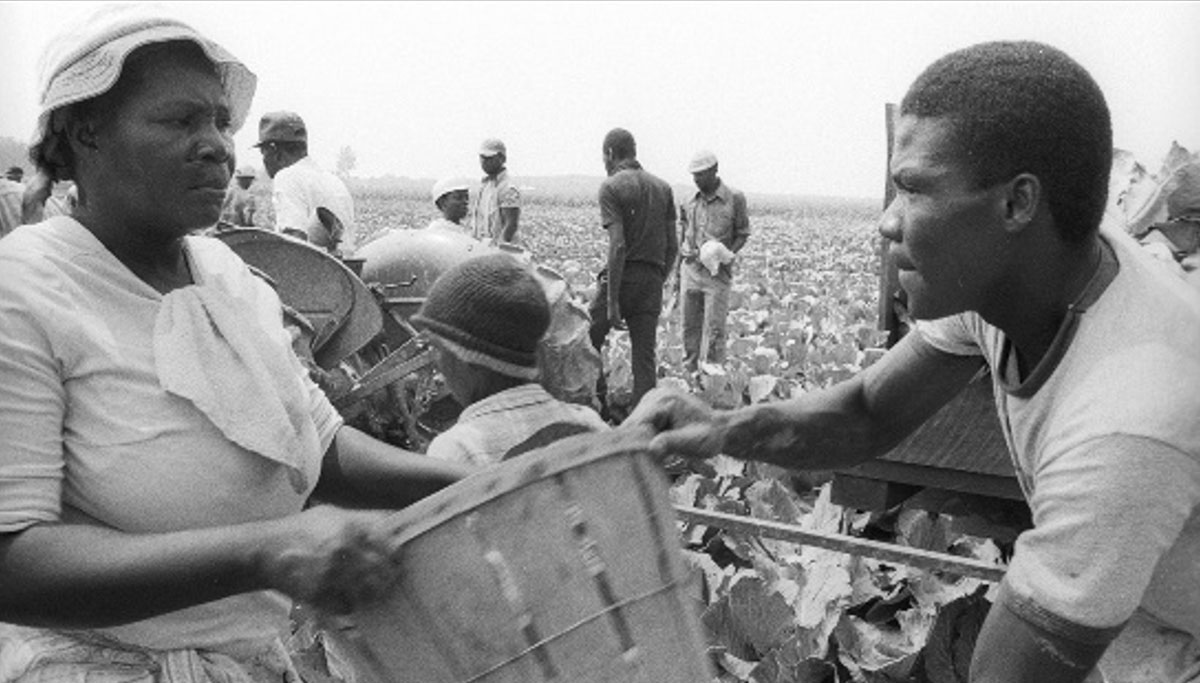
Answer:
[{"left": 219, "top": 226, "right": 601, "bottom": 450}]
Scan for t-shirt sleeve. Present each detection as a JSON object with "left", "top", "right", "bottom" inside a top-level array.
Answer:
[
  {"left": 272, "top": 172, "right": 309, "bottom": 233},
  {"left": 1005, "top": 434, "right": 1200, "bottom": 629},
  {"left": 598, "top": 182, "right": 622, "bottom": 231},
  {"left": 499, "top": 181, "right": 520, "bottom": 209},
  {"left": 913, "top": 314, "right": 984, "bottom": 357},
  {"left": 0, "top": 268, "right": 64, "bottom": 532},
  {"left": 425, "top": 429, "right": 476, "bottom": 466}
]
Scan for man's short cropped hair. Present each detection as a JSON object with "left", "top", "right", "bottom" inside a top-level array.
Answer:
[
  {"left": 901, "top": 40, "right": 1112, "bottom": 243},
  {"left": 603, "top": 128, "right": 636, "bottom": 160}
]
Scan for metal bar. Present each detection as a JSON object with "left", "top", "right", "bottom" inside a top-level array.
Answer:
[
  {"left": 331, "top": 345, "right": 434, "bottom": 410},
  {"left": 673, "top": 506, "right": 1006, "bottom": 583}
]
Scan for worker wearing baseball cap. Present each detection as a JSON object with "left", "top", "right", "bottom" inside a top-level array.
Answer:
[
  {"left": 255, "top": 110, "right": 357, "bottom": 254},
  {"left": 470, "top": 137, "right": 521, "bottom": 245},
  {"left": 677, "top": 149, "right": 751, "bottom": 371}
]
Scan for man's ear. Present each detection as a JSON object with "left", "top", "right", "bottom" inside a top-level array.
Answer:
[
  {"left": 70, "top": 120, "right": 100, "bottom": 152},
  {"left": 1004, "top": 173, "right": 1041, "bottom": 233}
]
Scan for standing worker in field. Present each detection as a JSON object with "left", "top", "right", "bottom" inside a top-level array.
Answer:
[
  {"left": 678, "top": 150, "right": 750, "bottom": 371},
  {"left": 220, "top": 164, "right": 258, "bottom": 228},
  {"left": 471, "top": 137, "right": 521, "bottom": 244},
  {"left": 589, "top": 128, "right": 678, "bottom": 418},
  {"left": 256, "top": 110, "right": 357, "bottom": 254},
  {"left": 630, "top": 41, "right": 1200, "bottom": 682}
]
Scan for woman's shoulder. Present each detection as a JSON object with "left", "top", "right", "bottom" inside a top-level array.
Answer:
[{"left": 0, "top": 217, "right": 99, "bottom": 293}]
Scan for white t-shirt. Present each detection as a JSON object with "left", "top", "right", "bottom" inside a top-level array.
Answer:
[
  {"left": 917, "top": 228, "right": 1200, "bottom": 641},
  {"left": 0, "top": 217, "right": 343, "bottom": 650},
  {"left": 272, "top": 156, "right": 358, "bottom": 253}
]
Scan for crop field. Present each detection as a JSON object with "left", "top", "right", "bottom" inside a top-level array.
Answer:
[{"left": 313, "top": 187, "right": 1005, "bottom": 683}]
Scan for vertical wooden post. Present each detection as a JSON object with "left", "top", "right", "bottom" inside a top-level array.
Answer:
[{"left": 876, "top": 103, "right": 903, "bottom": 346}]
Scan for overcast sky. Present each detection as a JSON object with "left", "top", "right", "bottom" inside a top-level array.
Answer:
[{"left": 1, "top": 1, "right": 1197, "bottom": 199}]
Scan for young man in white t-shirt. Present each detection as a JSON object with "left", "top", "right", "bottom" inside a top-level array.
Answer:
[{"left": 629, "top": 41, "right": 1200, "bottom": 682}]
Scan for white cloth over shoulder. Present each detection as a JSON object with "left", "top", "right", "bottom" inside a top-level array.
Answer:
[{"left": 155, "top": 285, "right": 319, "bottom": 493}]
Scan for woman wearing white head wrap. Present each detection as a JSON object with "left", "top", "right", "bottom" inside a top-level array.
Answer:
[{"left": 0, "top": 5, "right": 470, "bottom": 680}]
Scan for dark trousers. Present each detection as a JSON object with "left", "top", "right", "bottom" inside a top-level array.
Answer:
[{"left": 588, "top": 262, "right": 664, "bottom": 409}]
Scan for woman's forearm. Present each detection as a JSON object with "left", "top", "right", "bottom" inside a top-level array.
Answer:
[
  {"left": 0, "top": 519, "right": 276, "bottom": 629},
  {"left": 314, "top": 426, "right": 474, "bottom": 509}
]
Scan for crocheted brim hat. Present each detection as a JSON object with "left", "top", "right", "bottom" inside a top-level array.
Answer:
[
  {"left": 33, "top": 4, "right": 256, "bottom": 150},
  {"left": 412, "top": 252, "right": 550, "bottom": 380}
]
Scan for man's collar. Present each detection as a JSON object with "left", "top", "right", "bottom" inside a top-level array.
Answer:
[
  {"left": 613, "top": 158, "right": 642, "bottom": 173},
  {"left": 482, "top": 168, "right": 508, "bottom": 182},
  {"left": 695, "top": 180, "right": 730, "bottom": 203}
]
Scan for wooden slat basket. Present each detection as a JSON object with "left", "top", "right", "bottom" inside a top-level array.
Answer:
[{"left": 328, "top": 428, "right": 713, "bottom": 683}]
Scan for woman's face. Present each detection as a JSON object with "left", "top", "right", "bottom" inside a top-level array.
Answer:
[{"left": 80, "top": 45, "right": 235, "bottom": 241}]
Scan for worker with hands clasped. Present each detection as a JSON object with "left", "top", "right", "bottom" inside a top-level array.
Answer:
[{"left": 629, "top": 41, "right": 1200, "bottom": 683}]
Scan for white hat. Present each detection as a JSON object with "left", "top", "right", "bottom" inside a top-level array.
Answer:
[
  {"left": 235, "top": 164, "right": 257, "bottom": 178},
  {"left": 431, "top": 176, "right": 471, "bottom": 204},
  {"left": 688, "top": 150, "right": 718, "bottom": 173},
  {"left": 33, "top": 4, "right": 256, "bottom": 149}
]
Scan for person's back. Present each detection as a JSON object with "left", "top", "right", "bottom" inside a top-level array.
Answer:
[
  {"left": 271, "top": 157, "right": 356, "bottom": 252},
  {"left": 601, "top": 162, "right": 676, "bottom": 271}
]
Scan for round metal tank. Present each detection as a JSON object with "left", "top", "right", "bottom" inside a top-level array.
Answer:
[{"left": 357, "top": 226, "right": 494, "bottom": 322}]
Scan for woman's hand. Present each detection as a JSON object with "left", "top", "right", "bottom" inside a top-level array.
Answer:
[{"left": 256, "top": 506, "right": 398, "bottom": 616}]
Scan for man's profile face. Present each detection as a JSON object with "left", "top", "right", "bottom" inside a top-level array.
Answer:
[
  {"left": 880, "top": 115, "right": 1012, "bottom": 321},
  {"left": 236, "top": 176, "right": 254, "bottom": 189},
  {"left": 259, "top": 143, "right": 283, "bottom": 179}
]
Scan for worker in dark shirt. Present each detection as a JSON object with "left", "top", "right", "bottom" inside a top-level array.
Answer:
[{"left": 588, "top": 128, "right": 678, "bottom": 416}]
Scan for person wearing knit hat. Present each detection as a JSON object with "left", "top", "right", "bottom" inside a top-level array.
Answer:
[
  {"left": 414, "top": 252, "right": 608, "bottom": 466},
  {"left": 426, "top": 176, "right": 472, "bottom": 235},
  {"left": 0, "top": 5, "right": 472, "bottom": 678}
]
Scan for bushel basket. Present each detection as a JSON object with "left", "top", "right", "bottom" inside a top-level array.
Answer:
[{"left": 327, "top": 428, "right": 713, "bottom": 683}]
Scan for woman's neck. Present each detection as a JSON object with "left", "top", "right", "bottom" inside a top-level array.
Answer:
[{"left": 76, "top": 209, "right": 194, "bottom": 294}]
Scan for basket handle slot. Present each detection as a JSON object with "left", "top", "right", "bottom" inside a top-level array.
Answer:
[{"left": 466, "top": 512, "right": 560, "bottom": 680}]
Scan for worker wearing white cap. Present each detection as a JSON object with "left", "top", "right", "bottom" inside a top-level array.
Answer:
[
  {"left": 428, "top": 176, "right": 472, "bottom": 235},
  {"left": 678, "top": 149, "right": 750, "bottom": 370},
  {"left": 471, "top": 137, "right": 521, "bottom": 244},
  {"left": 219, "top": 164, "right": 259, "bottom": 228}
]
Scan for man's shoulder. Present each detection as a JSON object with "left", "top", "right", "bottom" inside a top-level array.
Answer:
[{"left": 721, "top": 182, "right": 746, "bottom": 202}]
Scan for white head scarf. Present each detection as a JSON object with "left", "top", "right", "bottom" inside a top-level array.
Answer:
[{"left": 33, "top": 3, "right": 256, "bottom": 148}]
